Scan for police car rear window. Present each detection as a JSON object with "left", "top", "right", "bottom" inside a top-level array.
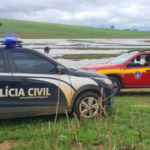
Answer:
[
  {"left": 12, "top": 52, "right": 57, "bottom": 73},
  {"left": 0, "top": 52, "right": 5, "bottom": 72}
]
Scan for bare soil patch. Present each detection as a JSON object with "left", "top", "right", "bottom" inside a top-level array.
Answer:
[
  {"left": 132, "top": 105, "right": 148, "bottom": 107},
  {"left": 121, "top": 89, "right": 150, "bottom": 93},
  {"left": 53, "top": 54, "right": 119, "bottom": 60},
  {"left": 93, "top": 144, "right": 105, "bottom": 150},
  {"left": 8, "top": 34, "right": 46, "bottom": 37},
  {"left": 0, "top": 140, "right": 19, "bottom": 150},
  {"left": 108, "top": 35, "right": 121, "bottom": 37}
]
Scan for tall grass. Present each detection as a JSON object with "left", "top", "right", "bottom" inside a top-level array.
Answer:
[{"left": 0, "top": 92, "right": 150, "bottom": 149}]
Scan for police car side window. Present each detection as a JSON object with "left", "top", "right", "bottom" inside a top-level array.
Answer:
[
  {"left": 0, "top": 52, "right": 5, "bottom": 72},
  {"left": 12, "top": 52, "right": 57, "bottom": 73}
]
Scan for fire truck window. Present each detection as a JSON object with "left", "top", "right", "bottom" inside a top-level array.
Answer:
[{"left": 130, "top": 54, "right": 149, "bottom": 67}]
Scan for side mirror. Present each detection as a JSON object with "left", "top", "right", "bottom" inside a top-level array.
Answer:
[
  {"left": 57, "top": 66, "right": 66, "bottom": 74},
  {"left": 126, "top": 62, "right": 135, "bottom": 67}
]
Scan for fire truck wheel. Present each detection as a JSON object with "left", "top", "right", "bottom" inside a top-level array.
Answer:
[{"left": 109, "top": 77, "right": 121, "bottom": 96}]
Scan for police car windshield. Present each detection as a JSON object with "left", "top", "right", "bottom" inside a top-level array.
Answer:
[{"left": 108, "top": 53, "right": 135, "bottom": 64}]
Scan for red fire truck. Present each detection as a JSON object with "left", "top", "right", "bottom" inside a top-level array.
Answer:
[{"left": 82, "top": 50, "right": 150, "bottom": 95}]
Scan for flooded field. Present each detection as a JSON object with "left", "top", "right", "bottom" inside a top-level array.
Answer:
[
  {"left": 22, "top": 39, "right": 150, "bottom": 68},
  {"left": 1, "top": 38, "right": 150, "bottom": 69},
  {"left": 37, "top": 49, "right": 127, "bottom": 56},
  {"left": 22, "top": 39, "right": 150, "bottom": 49}
]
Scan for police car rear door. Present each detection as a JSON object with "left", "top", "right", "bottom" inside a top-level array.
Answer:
[
  {"left": 7, "top": 49, "right": 70, "bottom": 116},
  {"left": 0, "top": 49, "right": 15, "bottom": 118}
]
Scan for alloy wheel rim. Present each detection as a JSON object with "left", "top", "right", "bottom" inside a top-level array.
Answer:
[{"left": 79, "top": 97, "right": 99, "bottom": 118}]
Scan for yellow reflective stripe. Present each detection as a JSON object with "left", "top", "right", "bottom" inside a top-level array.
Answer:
[
  {"left": 97, "top": 69, "right": 123, "bottom": 74},
  {"left": 125, "top": 68, "right": 149, "bottom": 74},
  {"left": 96, "top": 67, "right": 150, "bottom": 74}
]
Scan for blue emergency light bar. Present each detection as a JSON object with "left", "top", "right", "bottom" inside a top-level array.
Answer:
[
  {"left": 0, "top": 36, "right": 23, "bottom": 48},
  {"left": 7, "top": 37, "right": 13, "bottom": 40}
]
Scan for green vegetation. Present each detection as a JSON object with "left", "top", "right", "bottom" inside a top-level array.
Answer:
[
  {"left": 0, "top": 18, "right": 150, "bottom": 39},
  {"left": 0, "top": 89, "right": 150, "bottom": 149},
  {"left": 53, "top": 54, "right": 120, "bottom": 59}
]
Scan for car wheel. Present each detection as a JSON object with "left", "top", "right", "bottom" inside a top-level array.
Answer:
[
  {"left": 73, "top": 92, "right": 101, "bottom": 119},
  {"left": 109, "top": 77, "right": 121, "bottom": 96}
]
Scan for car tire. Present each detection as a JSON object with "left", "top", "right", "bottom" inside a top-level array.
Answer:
[
  {"left": 73, "top": 92, "right": 101, "bottom": 119},
  {"left": 109, "top": 77, "right": 121, "bottom": 96}
]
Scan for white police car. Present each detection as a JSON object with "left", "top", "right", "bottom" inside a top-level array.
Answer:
[{"left": 0, "top": 37, "right": 114, "bottom": 119}]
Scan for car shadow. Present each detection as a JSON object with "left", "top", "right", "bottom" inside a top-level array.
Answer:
[
  {"left": 119, "top": 91, "right": 150, "bottom": 96},
  {"left": 0, "top": 113, "right": 73, "bottom": 126}
]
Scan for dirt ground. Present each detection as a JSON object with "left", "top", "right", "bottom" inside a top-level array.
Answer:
[
  {"left": 0, "top": 140, "right": 18, "bottom": 150},
  {"left": 121, "top": 89, "right": 150, "bottom": 93}
]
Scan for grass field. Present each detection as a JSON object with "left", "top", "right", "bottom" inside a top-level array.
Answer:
[
  {"left": 0, "top": 18, "right": 150, "bottom": 39},
  {"left": 0, "top": 89, "right": 150, "bottom": 150}
]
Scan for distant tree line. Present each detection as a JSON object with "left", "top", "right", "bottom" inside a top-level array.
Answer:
[
  {"left": 132, "top": 28, "right": 138, "bottom": 31},
  {"left": 111, "top": 25, "right": 115, "bottom": 29},
  {"left": 124, "top": 28, "right": 138, "bottom": 31},
  {"left": 111, "top": 25, "right": 138, "bottom": 31}
]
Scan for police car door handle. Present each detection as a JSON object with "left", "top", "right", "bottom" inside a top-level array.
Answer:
[{"left": 19, "top": 79, "right": 31, "bottom": 84}]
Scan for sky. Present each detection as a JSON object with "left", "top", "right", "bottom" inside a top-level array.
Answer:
[{"left": 0, "top": 0, "right": 150, "bottom": 30}]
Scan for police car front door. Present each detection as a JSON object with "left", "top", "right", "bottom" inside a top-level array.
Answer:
[{"left": 8, "top": 50, "right": 70, "bottom": 115}]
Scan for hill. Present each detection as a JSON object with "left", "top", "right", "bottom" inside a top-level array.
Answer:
[{"left": 0, "top": 18, "right": 150, "bottom": 39}]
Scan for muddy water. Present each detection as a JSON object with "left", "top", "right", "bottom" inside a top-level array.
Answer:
[
  {"left": 25, "top": 38, "right": 148, "bottom": 69},
  {"left": 22, "top": 38, "right": 150, "bottom": 46},
  {"left": 1, "top": 38, "right": 150, "bottom": 69},
  {"left": 22, "top": 39, "right": 150, "bottom": 49},
  {"left": 22, "top": 38, "right": 150, "bottom": 57}
]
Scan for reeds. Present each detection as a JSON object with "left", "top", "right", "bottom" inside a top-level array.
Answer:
[
  {"left": 41, "top": 70, "right": 116, "bottom": 149},
  {"left": 42, "top": 123, "right": 49, "bottom": 150},
  {"left": 73, "top": 113, "right": 80, "bottom": 131},
  {"left": 114, "top": 110, "right": 125, "bottom": 150},
  {"left": 95, "top": 116, "right": 99, "bottom": 141},
  {"left": 65, "top": 111, "right": 72, "bottom": 144},
  {"left": 99, "top": 88, "right": 112, "bottom": 150}
]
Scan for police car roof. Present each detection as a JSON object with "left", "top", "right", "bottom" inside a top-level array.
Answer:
[
  {"left": 0, "top": 46, "right": 37, "bottom": 52},
  {"left": 0, "top": 46, "right": 38, "bottom": 52}
]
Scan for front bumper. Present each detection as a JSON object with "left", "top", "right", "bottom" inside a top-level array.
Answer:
[
  {"left": 105, "top": 96, "right": 114, "bottom": 108},
  {"left": 102, "top": 82, "right": 114, "bottom": 107},
  {"left": 92, "top": 77, "right": 115, "bottom": 107}
]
